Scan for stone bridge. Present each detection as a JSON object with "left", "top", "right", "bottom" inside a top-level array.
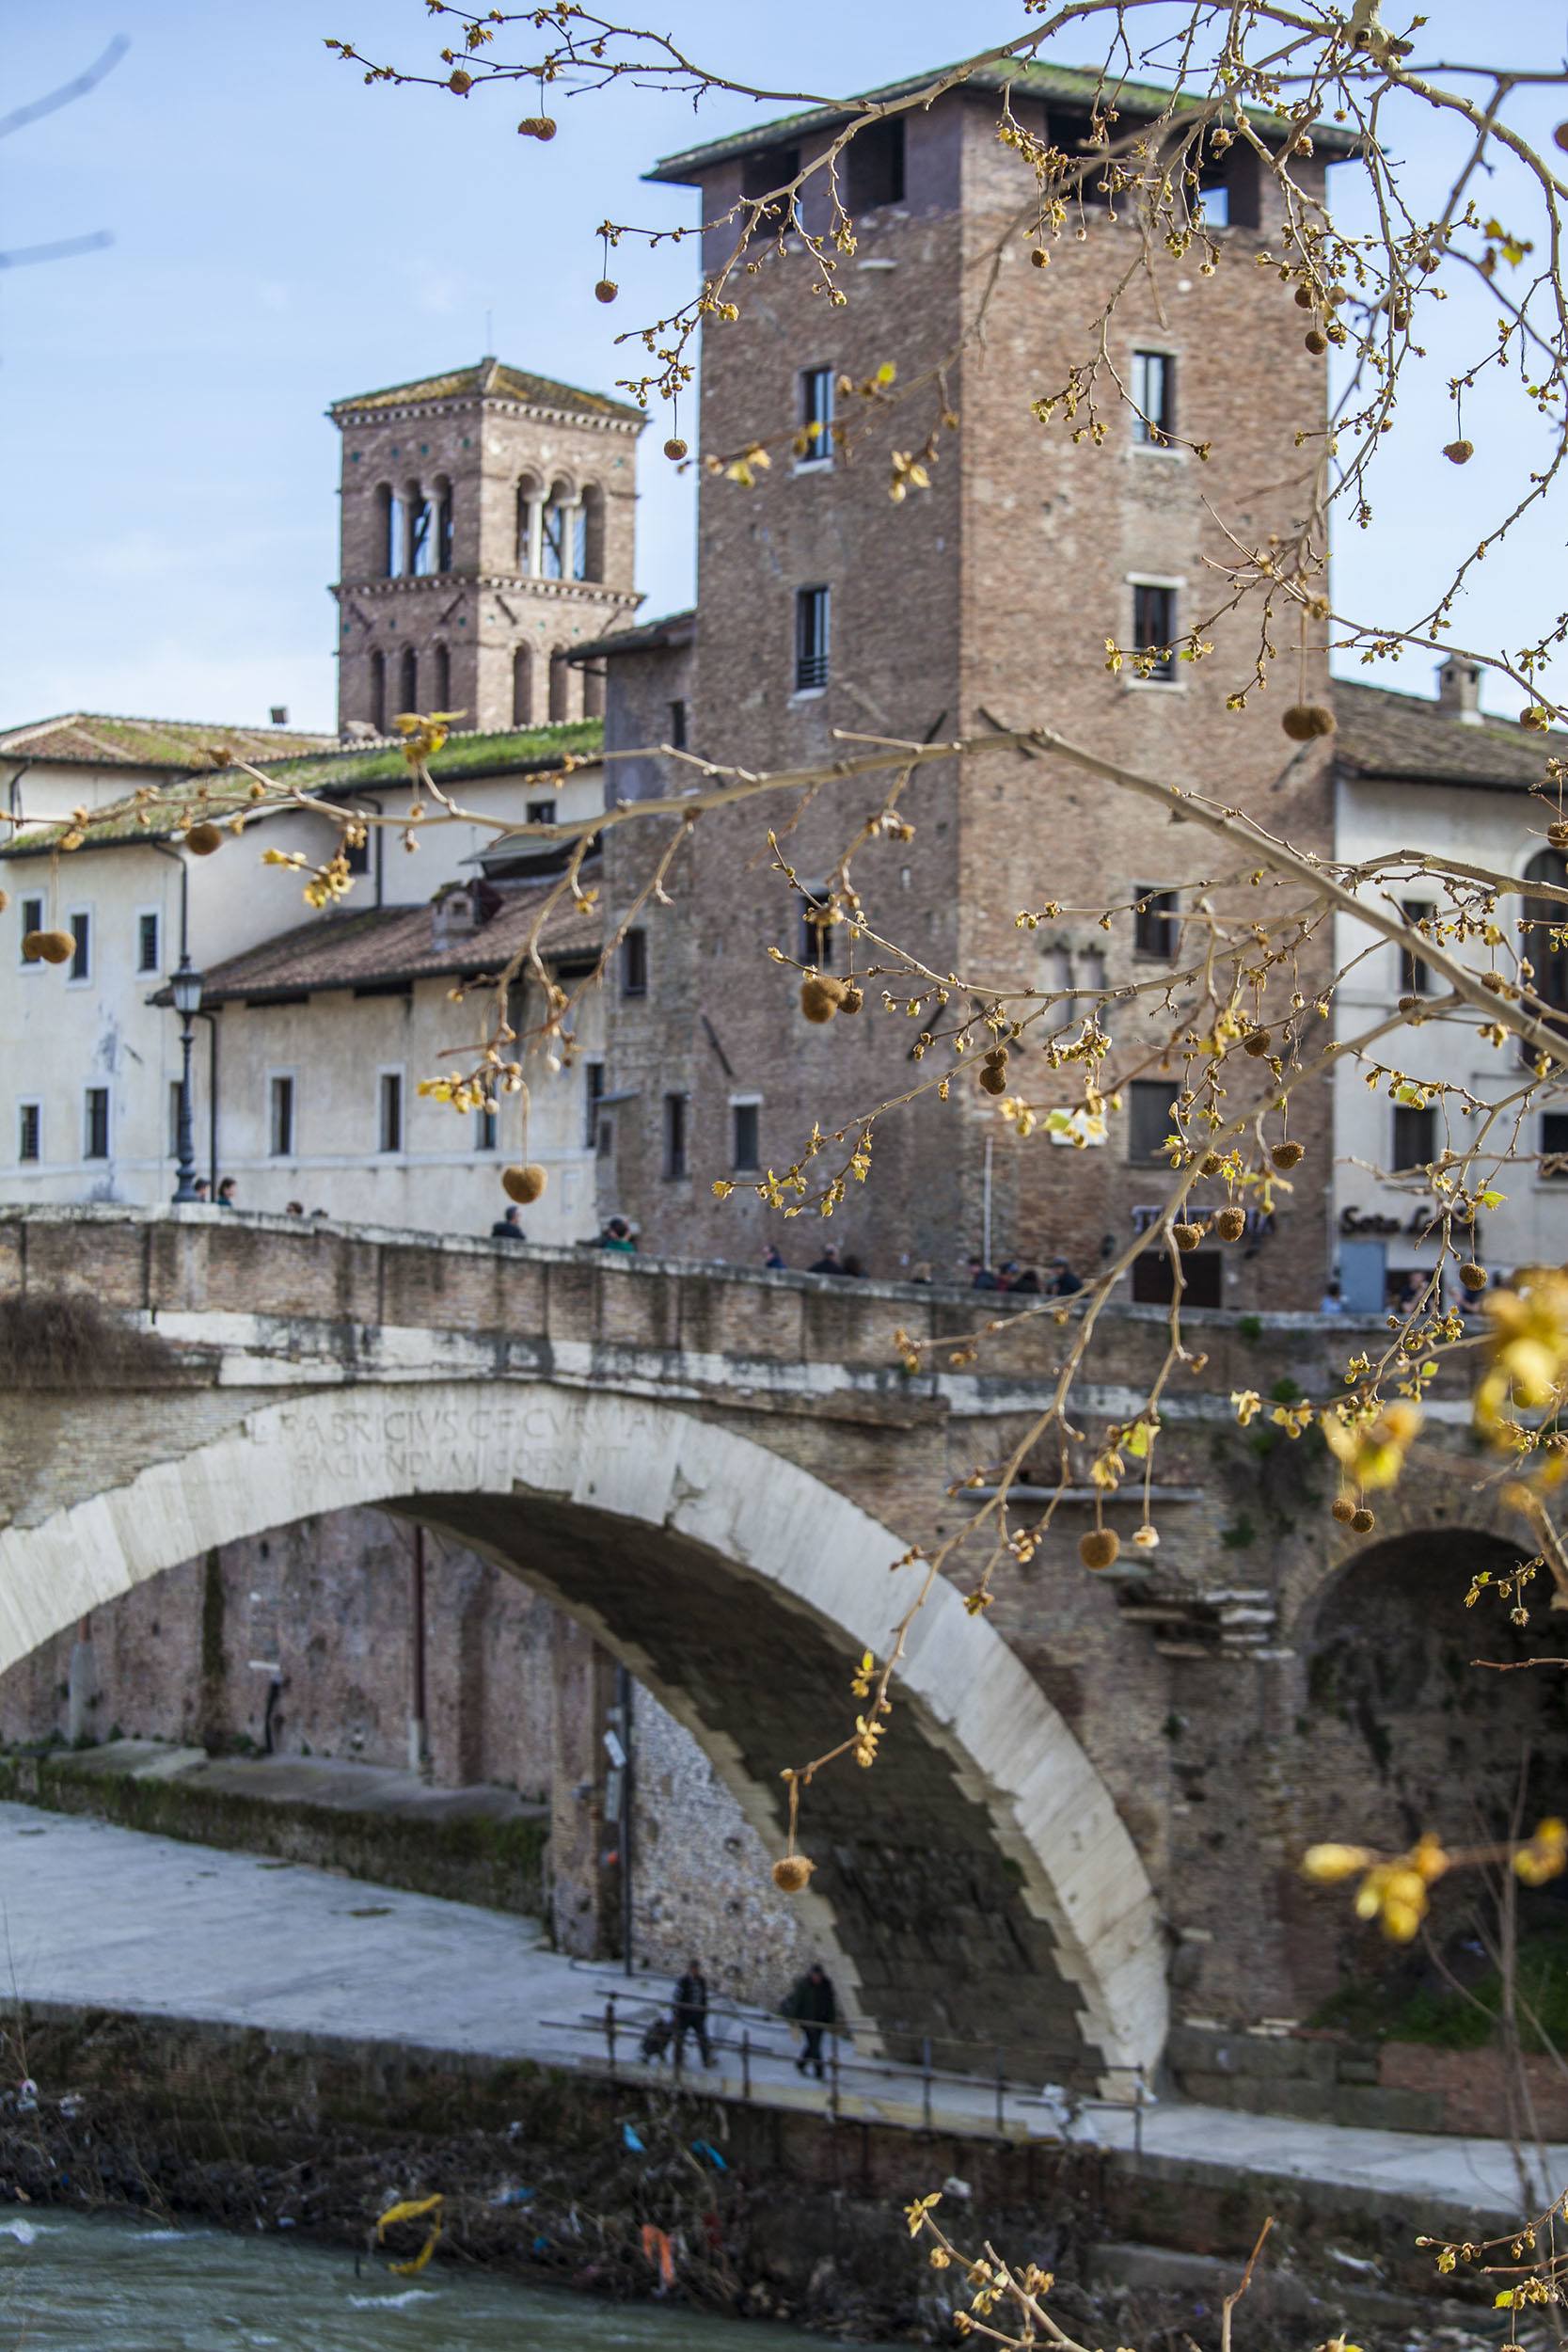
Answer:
[{"left": 0, "top": 1207, "right": 1546, "bottom": 2090}]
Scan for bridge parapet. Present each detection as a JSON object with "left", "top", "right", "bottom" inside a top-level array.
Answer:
[{"left": 0, "top": 1204, "right": 1410, "bottom": 1420}]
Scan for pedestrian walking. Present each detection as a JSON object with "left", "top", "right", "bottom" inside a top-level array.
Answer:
[
  {"left": 783, "top": 1960, "right": 837, "bottom": 2080},
  {"left": 673, "top": 1960, "right": 713, "bottom": 2070}
]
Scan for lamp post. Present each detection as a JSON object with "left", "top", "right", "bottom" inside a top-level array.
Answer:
[{"left": 170, "top": 958, "right": 204, "bottom": 1203}]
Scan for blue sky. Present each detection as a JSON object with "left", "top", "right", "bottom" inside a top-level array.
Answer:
[{"left": 2, "top": 1, "right": 1565, "bottom": 733}]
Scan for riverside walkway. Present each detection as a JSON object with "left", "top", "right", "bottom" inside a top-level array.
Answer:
[{"left": 0, "top": 1799, "right": 1560, "bottom": 2224}]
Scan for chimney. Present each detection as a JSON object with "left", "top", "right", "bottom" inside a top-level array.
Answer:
[
  {"left": 269, "top": 704, "right": 290, "bottom": 726},
  {"left": 1436, "top": 655, "right": 1483, "bottom": 725}
]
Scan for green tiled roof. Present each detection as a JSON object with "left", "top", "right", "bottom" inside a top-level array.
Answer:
[
  {"left": 330, "top": 357, "right": 644, "bottom": 427},
  {"left": 1, "top": 720, "right": 604, "bottom": 857},
  {"left": 648, "top": 55, "right": 1359, "bottom": 182},
  {"left": 0, "top": 713, "right": 335, "bottom": 768}
]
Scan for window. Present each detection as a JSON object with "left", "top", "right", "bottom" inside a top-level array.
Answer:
[
  {"left": 845, "top": 118, "right": 905, "bottom": 211},
  {"left": 584, "top": 1061, "right": 606, "bottom": 1151},
  {"left": 1543, "top": 1111, "right": 1568, "bottom": 1178},
  {"left": 621, "top": 927, "right": 647, "bottom": 997},
  {"left": 1133, "top": 886, "right": 1179, "bottom": 960},
  {"left": 1132, "top": 1248, "right": 1222, "bottom": 1307},
  {"left": 378, "top": 1071, "right": 404, "bottom": 1154},
  {"left": 669, "top": 699, "right": 688, "bottom": 750},
  {"left": 795, "top": 585, "right": 830, "bottom": 692},
  {"left": 1399, "top": 899, "right": 1433, "bottom": 995},
  {"left": 1132, "top": 583, "right": 1177, "bottom": 680},
  {"left": 542, "top": 488, "right": 573, "bottom": 581},
  {"left": 474, "top": 1101, "right": 498, "bottom": 1152},
  {"left": 512, "top": 645, "right": 532, "bottom": 727},
  {"left": 19, "top": 894, "right": 42, "bottom": 958},
  {"left": 1128, "top": 1079, "right": 1174, "bottom": 1162},
  {"left": 136, "top": 910, "right": 160, "bottom": 974},
  {"left": 1392, "top": 1102, "right": 1437, "bottom": 1170},
  {"left": 17, "top": 1102, "right": 40, "bottom": 1163},
  {"left": 1522, "top": 852, "right": 1568, "bottom": 1018},
  {"left": 369, "top": 649, "right": 387, "bottom": 735},
  {"left": 344, "top": 822, "right": 371, "bottom": 877},
  {"left": 516, "top": 475, "right": 541, "bottom": 573},
  {"left": 436, "top": 482, "right": 453, "bottom": 573},
  {"left": 800, "top": 366, "right": 834, "bottom": 466},
  {"left": 579, "top": 485, "right": 605, "bottom": 580},
  {"left": 432, "top": 644, "right": 451, "bottom": 708},
  {"left": 741, "top": 142, "right": 800, "bottom": 226},
  {"left": 378, "top": 485, "right": 402, "bottom": 578},
  {"left": 800, "top": 890, "right": 835, "bottom": 969},
  {"left": 572, "top": 503, "right": 590, "bottom": 582},
  {"left": 269, "top": 1074, "right": 295, "bottom": 1157},
  {"left": 84, "top": 1087, "right": 109, "bottom": 1161},
  {"left": 167, "top": 1078, "right": 185, "bottom": 1156},
  {"left": 1201, "top": 179, "right": 1230, "bottom": 228},
  {"left": 66, "top": 911, "right": 91, "bottom": 982},
  {"left": 399, "top": 645, "right": 418, "bottom": 714},
  {"left": 527, "top": 798, "right": 556, "bottom": 827},
  {"left": 663, "top": 1091, "right": 689, "bottom": 1182},
  {"left": 1131, "top": 352, "right": 1174, "bottom": 445},
  {"left": 548, "top": 650, "right": 573, "bottom": 722},
  {"left": 732, "top": 1099, "right": 761, "bottom": 1171}
]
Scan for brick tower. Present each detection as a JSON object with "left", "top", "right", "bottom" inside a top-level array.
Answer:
[
  {"left": 594, "top": 65, "right": 1352, "bottom": 1306},
  {"left": 330, "top": 358, "right": 643, "bottom": 736}
]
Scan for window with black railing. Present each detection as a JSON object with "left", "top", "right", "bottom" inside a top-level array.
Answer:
[{"left": 795, "top": 584, "right": 830, "bottom": 692}]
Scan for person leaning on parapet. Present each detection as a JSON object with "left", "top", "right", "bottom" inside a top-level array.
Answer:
[
  {"left": 491, "top": 1204, "right": 525, "bottom": 1244},
  {"left": 1320, "top": 1274, "right": 1347, "bottom": 1313},
  {"left": 782, "top": 1960, "right": 837, "bottom": 2081},
  {"left": 672, "top": 1959, "right": 713, "bottom": 2071},
  {"left": 1047, "top": 1258, "right": 1084, "bottom": 1297},
  {"left": 216, "top": 1177, "right": 238, "bottom": 1211},
  {"left": 967, "top": 1255, "right": 998, "bottom": 1291},
  {"left": 762, "top": 1242, "right": 786, "bottom": 1270},
  {"left": 285, "top": 1200, "right": 305, "bottom": 1217},
  {"left": 192, "top": 1177, "right": 211, "bottom": 1203},
  {"left": 597, "top": 1216, "right": 637, "bottom": 1253},
  {"left": 808, "top": 1242, "right": 850, "bottom": 1278}
]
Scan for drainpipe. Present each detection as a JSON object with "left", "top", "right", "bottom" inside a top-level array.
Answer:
[
  {"left": 195, "top": 1008, "right": 220, "bottom": 1192},
  {"left": 408, "top": 1523, "right": 430, "bottom": 1778},
  {"left": 616, "top": 1663, "right": 635, "bottom": 1977}
]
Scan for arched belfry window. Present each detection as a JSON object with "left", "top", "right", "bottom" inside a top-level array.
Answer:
[
  {"left": 399, "top": 644, "right": 419, "bottom": 714},
  {"left": 432, "top": 643, "right": 451, "bottom": 709},
  {"left": 376, "top": 484, "right": 401, "bottom": 579},
  {"left": 513, "top": 645, "right": 533, "bottom": 726},
  {"left": 408, "top": 483, "right": 435, "bottom": 578},
  {"left": 542, "top": 479, "right": 578, "bottom": 581},
  {"left": 516, "top": 473, "right": 542, "bottom": 576},
  {"left": 579, "top": 484, "right": 606, "bottom": 581},
  {"left": 369, "top": 648, "right": 387, "bottom": 734},
  {"left": 435, "top": 478, "right": 453, "bottom": 573}
]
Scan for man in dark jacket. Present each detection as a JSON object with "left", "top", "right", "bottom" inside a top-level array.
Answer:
[
  {"left": 784, "top": 1961, "right": 836, "bottom": 2079},
  {"left": 673, "top": 1960, "right": 712, "bottom": 2069}
]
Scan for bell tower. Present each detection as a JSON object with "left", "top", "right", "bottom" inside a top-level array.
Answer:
[{"left": 330, "top": 358, "right": 643, "bottom": 737}]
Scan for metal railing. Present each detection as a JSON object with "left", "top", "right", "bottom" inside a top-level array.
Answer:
[{"left": 539, "top": 1975, "right": 1152, "bottom": 2151}]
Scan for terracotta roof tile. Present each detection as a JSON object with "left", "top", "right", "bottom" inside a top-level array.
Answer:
[
  {"left": 330, "top": 357, "right": 643, "bottom": 426},
  {"left": 194, "top": 877, "right": 601, "bottom": 1004},
  {"left": 1331, "top": 678, "right": 1558, "bottom": 790}
]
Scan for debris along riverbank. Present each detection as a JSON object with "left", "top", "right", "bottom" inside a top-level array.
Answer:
[{"left": 0, "top": 2002, "right": 1522, "bottom": 2345}]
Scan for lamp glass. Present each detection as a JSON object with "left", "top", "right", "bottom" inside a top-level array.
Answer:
[{"left": 170, "top": 964, "right": 204, "bottom": 1018}]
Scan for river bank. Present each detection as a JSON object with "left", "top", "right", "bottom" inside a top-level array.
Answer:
[{"left": 0, "top": 2000, "right": 1522, "bottom": 2346}]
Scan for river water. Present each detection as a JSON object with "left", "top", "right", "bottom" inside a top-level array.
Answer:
[{"left": 0, "top": 2211, "right": 833, "bottom": 2352}]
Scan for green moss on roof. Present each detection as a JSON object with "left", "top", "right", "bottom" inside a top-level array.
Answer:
[
  {"left": 330, "top": 357, "right": 643, "bottom": 427},
  {"left": 0, "top": 713, "right": 335, "bottom": 768},
  {"left": 2, "top": 720, "right": 603, "bottom": 858},
  {"left": 648, "top": 55, "right": 1359, "bottom": 182}
]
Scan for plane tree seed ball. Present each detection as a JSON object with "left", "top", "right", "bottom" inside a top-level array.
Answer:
[
  {"left": 34, "top": 930, "right": 75, "bottom": 964},
  {"left": 771, "top": 1854, "right": 815, "bottom": 1893},
  {"left": 1079, "top": 1529, "right": 1120, "bottom": 1571},
  {"left": 1459, "top": 1262, "right": 1488, "bottom": 1291},
  {"left": 1331, "top": 1496, "right": 1357, "bottom": 1524},
  {"left": 1282, "top": 703, "right": 1335, "bottom": 741},
  {"left": 1215, "top": 1207, "right": 1247, "bottom": 1242},
  {"left": 839, "top": 983, "right": 864, "bottom": 1014},
  {"left": 594, "top": 279, "right": 618, "bottom": 304},
  {"left": 185, "top": 822, "right": 224, "bottom": 856},
  {"left": 1272, "top": 1140, "right": 1306, "bottom": 1170},
  {"left": 1351, "top": 1506, "right": 1376, "bottom": 1534},
  {"left": 502, "top": 1163, "right": 547, "bottom": 1204},
  {"left": 1173, "top": 1221, "right": 1203, "bottom": 1251},
  {"left": 663, "top": 437, "right": 689, "bottom": 461},
  {"left": 800, "top": 974, "right": 846, "bottom": 1024},
  {"left": 1443, "top": 439, "right": 1474, "bottom": 464}
]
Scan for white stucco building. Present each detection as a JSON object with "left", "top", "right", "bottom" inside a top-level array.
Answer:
[
  {"left": 1330, "top": 659, "right": 1568, "bottom": 1309},
  {"left": 1, "top": 717, "right": 611, "bottom": 1244}
]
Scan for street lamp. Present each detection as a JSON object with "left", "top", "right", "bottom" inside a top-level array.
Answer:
[{"left": 169, "top": 957, "right": 204, "bottom": 1203}]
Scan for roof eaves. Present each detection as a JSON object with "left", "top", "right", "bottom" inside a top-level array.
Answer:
[
  {"left": 568, "top": 610, "right": 696, "bottom": 663},
  {"left": 646, "top": 56, "right": 1358, "bottom": 183}
]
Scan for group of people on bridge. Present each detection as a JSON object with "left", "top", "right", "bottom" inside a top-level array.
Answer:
[{"left": 647, "top": 1959, "right": 838, "bottom": 2081}]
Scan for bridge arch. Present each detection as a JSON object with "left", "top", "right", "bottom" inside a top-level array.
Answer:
[{"left": 0, "top": 1379, "right": 1164, "bottom": 2084}]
